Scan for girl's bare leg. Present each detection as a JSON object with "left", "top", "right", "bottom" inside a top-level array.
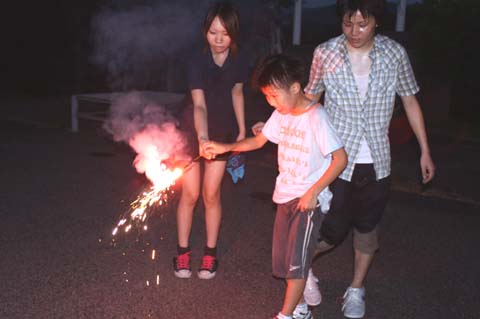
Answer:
[
  {"left": 202, "top": 159, "right": 227, "bottom": 248},
  {"left": 176, "top": 162, "right": 201, "bottom": 247}
]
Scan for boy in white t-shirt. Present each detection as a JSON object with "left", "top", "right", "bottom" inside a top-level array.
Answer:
[{"left": 205, "top": 54, "right": 347, "bottom": 319}]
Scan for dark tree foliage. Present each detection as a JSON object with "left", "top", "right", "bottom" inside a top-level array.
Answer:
[
  {"left": 410, "top": 0, "right": 480, "bottom": 120},
  {"left": 410, "top": 0, "right": 480, "bottom": 79}
]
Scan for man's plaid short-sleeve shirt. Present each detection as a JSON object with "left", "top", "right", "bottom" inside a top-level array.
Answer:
[{"left": 305, "top": 34, "right": 419, "bottom": 181}]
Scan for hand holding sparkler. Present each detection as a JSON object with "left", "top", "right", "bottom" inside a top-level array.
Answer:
[
  {"left": 178, "top": 155, "right": 201, "bottom": 172},
  {"left": 198, "top": 137, "right": 216, "bottom": 160},
  {"left": 204, "top": 141, "right": 231, "bottom": 157}
]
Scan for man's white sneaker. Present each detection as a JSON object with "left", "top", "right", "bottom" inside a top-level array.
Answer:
[
  {"left": 342, "top": 286, "right": 365, "bottom": 318},
  {"left": 303, "top": 269, "right": 322, "bottom": 306}
]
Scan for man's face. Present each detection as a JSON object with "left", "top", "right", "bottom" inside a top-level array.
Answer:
[{"left": 342, "top": 10, "right": 376, "bottom": 49}]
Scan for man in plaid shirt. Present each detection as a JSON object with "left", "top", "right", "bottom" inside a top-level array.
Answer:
[{"left": 303, "top": 0, "right": 436, "bottom": 318}]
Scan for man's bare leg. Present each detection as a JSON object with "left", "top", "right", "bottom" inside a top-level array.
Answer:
[{"left": 351, "top": 250, "right": 374, "bottom": 288}]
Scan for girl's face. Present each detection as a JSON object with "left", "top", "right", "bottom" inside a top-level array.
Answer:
[
  {"left": 342, "top": 10, "right": 376, "bottom": 50},
  {"left": 261, "top": 84, "right": 297, "bottom": 115},
  {"left": 206, "top": 16, "right": 232, "bottom": 54}
]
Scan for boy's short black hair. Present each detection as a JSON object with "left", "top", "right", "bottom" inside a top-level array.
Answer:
[
  {"left": 252, "top": 54, "right": 305, "bottom": 90},
  {"left": 336, "top": 0, "right": 386, "bottom": 26}
]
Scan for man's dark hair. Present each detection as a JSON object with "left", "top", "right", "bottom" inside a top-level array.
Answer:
[
  {"left": 252, "top": 54, "right": 305, "bottom": 90},
  {"left": 336, "top": 0, "right": 386, "bottom": 27},
  {"left": 203, "top": 1, "right": 240, "bottom": 54}
]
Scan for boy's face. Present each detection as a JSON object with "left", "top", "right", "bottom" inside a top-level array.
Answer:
[
  {"left": 342, "top": 10, "right": 376, "bottom": 50},
  {"left": 261, "top": 84, "right": 297, "bottom": 115}
]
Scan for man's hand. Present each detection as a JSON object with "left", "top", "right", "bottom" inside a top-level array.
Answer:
[{"left": 420, "top": 152, "right": 435, "bottom": 183}]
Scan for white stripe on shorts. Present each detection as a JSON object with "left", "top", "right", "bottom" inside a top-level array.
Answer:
[{"left": 301, "top": 210, "right": 315, "bottom": 277}]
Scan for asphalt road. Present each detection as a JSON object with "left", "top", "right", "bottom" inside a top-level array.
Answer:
[{"left": 1, "top": 102, "right": 479, "bottom": 319}]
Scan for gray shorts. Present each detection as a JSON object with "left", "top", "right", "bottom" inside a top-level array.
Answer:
[{"left": 272, "top": 198, "right": 324, "bottom": 279}]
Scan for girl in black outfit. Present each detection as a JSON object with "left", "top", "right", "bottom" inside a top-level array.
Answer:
[{"left": 173, "top": 1, "right": 248, "bottom": 280}]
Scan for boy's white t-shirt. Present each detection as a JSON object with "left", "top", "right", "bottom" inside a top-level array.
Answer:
[{"left": 262, "top": 105, "right": 344, "bottom": 213}]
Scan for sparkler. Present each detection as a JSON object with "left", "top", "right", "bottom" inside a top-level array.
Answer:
[
  {"left": 111, "top": 155, "right": 200, "bottom": 237},
  {"left": 104, "top": 96, "right": 199, "bottom": 287}
]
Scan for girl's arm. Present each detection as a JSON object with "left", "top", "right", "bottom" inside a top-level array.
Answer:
[
  {"left": 231, "top": 83, "right": 246, "bottom": 141},
  {"left": 191, "top": 89, "right": 210, "bottom": 157},
  {"left": 297, "top": 147, "right": 348, "bottom": 212}
]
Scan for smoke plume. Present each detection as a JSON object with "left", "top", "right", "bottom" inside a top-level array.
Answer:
[
  {"left": 90, "top": 0, "right": 209, "bottom": 90},
  {"left": 104, "top": 91, "right": 190, "bottom": 177}
]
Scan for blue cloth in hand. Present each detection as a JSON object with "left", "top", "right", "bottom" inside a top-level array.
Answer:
[{"left": 226, "top": 153, "right": 245, "bottom": 184}]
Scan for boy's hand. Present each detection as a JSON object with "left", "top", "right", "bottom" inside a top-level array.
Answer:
[
  {"left": 204, "top": 141, "right": 230, "bottom": 157},
  {"left": 297, "top": 189, "right": 319, "bottom": 212},
  {"left": 251, "top": 122, "right": 265, "bottom": 136}
]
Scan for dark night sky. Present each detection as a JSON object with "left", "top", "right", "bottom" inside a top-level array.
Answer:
[
  {"left": 1, "top": 0, "right": 285, "bottom": 97},
  {"left": 1, "top": 1, "right": 240, "bottom": 96},
  {"left": 2, "top": 0, "right": 479, "bottom": 107},
  {"left": 2, "top": 1, "right": 103, "bottom": 96}
]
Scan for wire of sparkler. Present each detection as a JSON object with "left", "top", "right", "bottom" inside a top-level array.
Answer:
[{"left": 182, "top": 155, "right": 201, "bottom": 172}]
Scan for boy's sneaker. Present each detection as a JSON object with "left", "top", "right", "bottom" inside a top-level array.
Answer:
[
  {"left": 173, "top": 251, "right": 192, "bottom": 278},
  {"left": 342, "top": 286, "right": 366, "bottom": 318},
  {"left": 303, "top": 268, "right": 322, "bottom": 306},
  {"left": 293, "top": 304, "right": 313, "bottom": 319},
  {"left": 197, "top": 254, "right": 218, "bottom": 279}
]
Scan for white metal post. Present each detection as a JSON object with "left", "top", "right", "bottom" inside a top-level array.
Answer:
[
  {"left": 71, "top": 95, "right": 79, "bottom": 132},
  {"left": 395, "top": 0, "right": 407, "bottom": 32},
  {"left": 292, "top": 0, "right": 302, "bottom": 45}
]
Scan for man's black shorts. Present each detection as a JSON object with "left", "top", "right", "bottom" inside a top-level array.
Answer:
[{"left": 321, "top": 164, "right": 390, "bottom": 245}]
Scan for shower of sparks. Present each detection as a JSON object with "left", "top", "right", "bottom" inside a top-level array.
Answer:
[{"left": 111, "top": 162, "right": 184, "bottom": 237}]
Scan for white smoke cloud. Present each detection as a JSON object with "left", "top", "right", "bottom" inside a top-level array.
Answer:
[
  {"left": 104, "top": 91, "right": 190, "bottom": 177},
  {"left": 90, "top": 0, "right": 209, "bottom": 90}
]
